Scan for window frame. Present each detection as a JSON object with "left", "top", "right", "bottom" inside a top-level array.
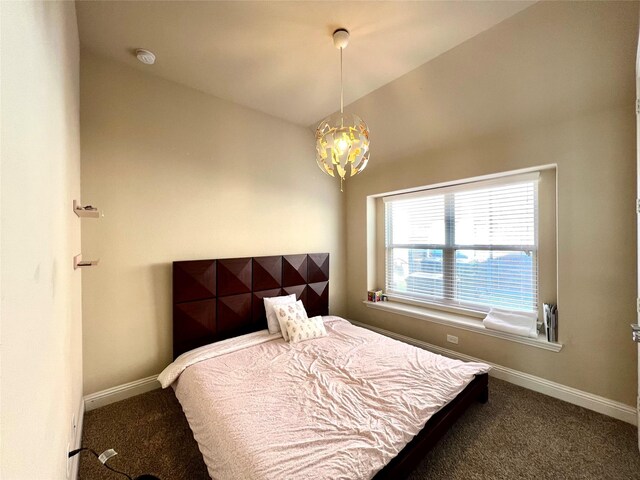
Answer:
[{"left": 383, "top": 173, "right": 539, "bottom": 316}]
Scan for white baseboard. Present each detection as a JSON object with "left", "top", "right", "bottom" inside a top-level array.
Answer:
[
  {"left": 84, "top": 375, "right": 160, "bottom": 412},
  {"left": 350, "top": 320, "right": 638, "bottom": 426},
  {"left": 70, "top": 399, "right": 85, "bottom": 480}
]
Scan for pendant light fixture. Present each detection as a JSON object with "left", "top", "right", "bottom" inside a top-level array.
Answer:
[{"left": 315, "top": 28, "right": 370, "bottom": 192}]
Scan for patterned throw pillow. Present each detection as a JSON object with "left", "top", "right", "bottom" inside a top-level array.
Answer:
[
  {"left": 263, "top": 294, "right": 297, "bottom": 335},
  {"left": 273, "top": 300, "right": 308, "bottom": 341},
  {"left": 284, "top": 315, "right": 328, "bottom": 344}
]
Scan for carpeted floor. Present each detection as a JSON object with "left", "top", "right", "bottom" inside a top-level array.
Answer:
[{"left": 79, "top": 377, "right": 640, "bottom": 480}]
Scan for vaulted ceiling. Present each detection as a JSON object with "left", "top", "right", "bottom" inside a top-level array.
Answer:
[{"left": 76, "top": 1, "right": 534, "bottom": 126}]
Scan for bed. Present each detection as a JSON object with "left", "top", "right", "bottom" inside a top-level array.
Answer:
[{"left": 162, "top": 253, "right": 490, "bottom": 479}]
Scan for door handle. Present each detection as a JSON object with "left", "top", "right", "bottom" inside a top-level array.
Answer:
[{"left": 632, "top": 324, "right": 640, "bottom": 342}]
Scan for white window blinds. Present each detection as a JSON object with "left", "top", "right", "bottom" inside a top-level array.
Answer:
[{"left": 384, "top": 173, "right": 538, "bottom": 314}]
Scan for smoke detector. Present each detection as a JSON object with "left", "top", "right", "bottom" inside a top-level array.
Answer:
[{"left": 135, "top": 49, "right": 156, "bottom": 65}]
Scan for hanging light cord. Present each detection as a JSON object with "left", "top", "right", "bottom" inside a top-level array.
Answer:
[
  {"left": 340, "top": 47, "right": 344, "bottom": 115},
  {"left": 339, "top": 45, "right": 345, "bottom": 192}
]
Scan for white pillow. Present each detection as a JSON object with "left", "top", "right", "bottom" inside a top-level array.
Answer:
[
  {"left": 263, "top": 294, "right": 297, "bottom": 334},
  {"left": 285, "top": 315, "right": 327, "bottom": 344},
  {"left": 273, "top": 300, "right": 308, "bottom": 342}
]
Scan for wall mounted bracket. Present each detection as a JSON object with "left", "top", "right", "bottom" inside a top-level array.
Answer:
[
  {"left": 73, "top": 200, "right": 101, "bottom": 218},
  {"left": 74, "top": 254, "right": 99, "bottom": 270}
]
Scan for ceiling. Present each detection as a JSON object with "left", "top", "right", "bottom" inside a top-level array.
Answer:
[{"left": 76, "top": 1, "right": 534, "bottom": 127}]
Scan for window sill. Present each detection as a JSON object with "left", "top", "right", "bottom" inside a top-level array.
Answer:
[{"left": 362, "top": 300, "right": 563, "bottom": 352}]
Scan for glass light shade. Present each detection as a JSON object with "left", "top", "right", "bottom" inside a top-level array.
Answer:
[{"left": 315, "top": 112, "right": 370, "bottom": 188}]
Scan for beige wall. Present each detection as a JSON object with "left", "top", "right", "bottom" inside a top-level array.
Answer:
[
  {"left": 80, "top": 52, "right": 346, "bottom": 394},
  {"left": 1, "top": 1, "right": 83, "bottom": 478},
  {"left": 344, "top": 1, "right": 638, "bottom": 406}
]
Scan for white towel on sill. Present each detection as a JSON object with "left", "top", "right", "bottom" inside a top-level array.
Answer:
[{"left": 483, "top": 308, "right": 538, "bottom": 338}]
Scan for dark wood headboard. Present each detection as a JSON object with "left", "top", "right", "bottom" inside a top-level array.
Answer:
[{"left": 172, "top": 253, "right": 329, "bottom": 358}]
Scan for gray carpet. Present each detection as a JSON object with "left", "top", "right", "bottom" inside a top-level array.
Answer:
[{"left": 79, "top": 378, "right": 640, "bottom": 479}]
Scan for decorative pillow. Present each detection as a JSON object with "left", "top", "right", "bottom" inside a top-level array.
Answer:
[
  {"left": 264, "top": 294, "right": 297, "bottom": 335},
  {"left": 284, "top": 315, "right": 328, "bottom": 344},
  {"left": 273, "top": 300, "right": 308, "bottom": 342}
]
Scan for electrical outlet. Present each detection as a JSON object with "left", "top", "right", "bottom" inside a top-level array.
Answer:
[
  {"left": 67, "top": 412, "right": 77, "bottom": 479},
  {"left": 446, "top": 334, "right": 458, "bottom": 344},
  {"left": 66, "top": 442, "right": 71, "bottom": 478}
]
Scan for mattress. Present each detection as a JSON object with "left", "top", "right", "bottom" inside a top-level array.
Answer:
[{"left": 159, "top": 316, "right": 490, "bottom": 480}]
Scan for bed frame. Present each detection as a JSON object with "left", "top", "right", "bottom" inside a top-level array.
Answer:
[{"left": 172, "top": 252, "right": 488, "bottom": 479}]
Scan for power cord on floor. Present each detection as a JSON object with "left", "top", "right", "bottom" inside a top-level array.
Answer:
[{"left": 68, "top": 447, "right": 160, "bottom": 480}]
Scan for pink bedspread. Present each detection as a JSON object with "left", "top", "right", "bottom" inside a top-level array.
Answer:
[{"left": 168, "top": 316, "right": 490, "bottom": 479}]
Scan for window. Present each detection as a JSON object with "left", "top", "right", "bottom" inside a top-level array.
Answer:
[{"left": 384, "top": 173, "right": 538, "bottom": 314}]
